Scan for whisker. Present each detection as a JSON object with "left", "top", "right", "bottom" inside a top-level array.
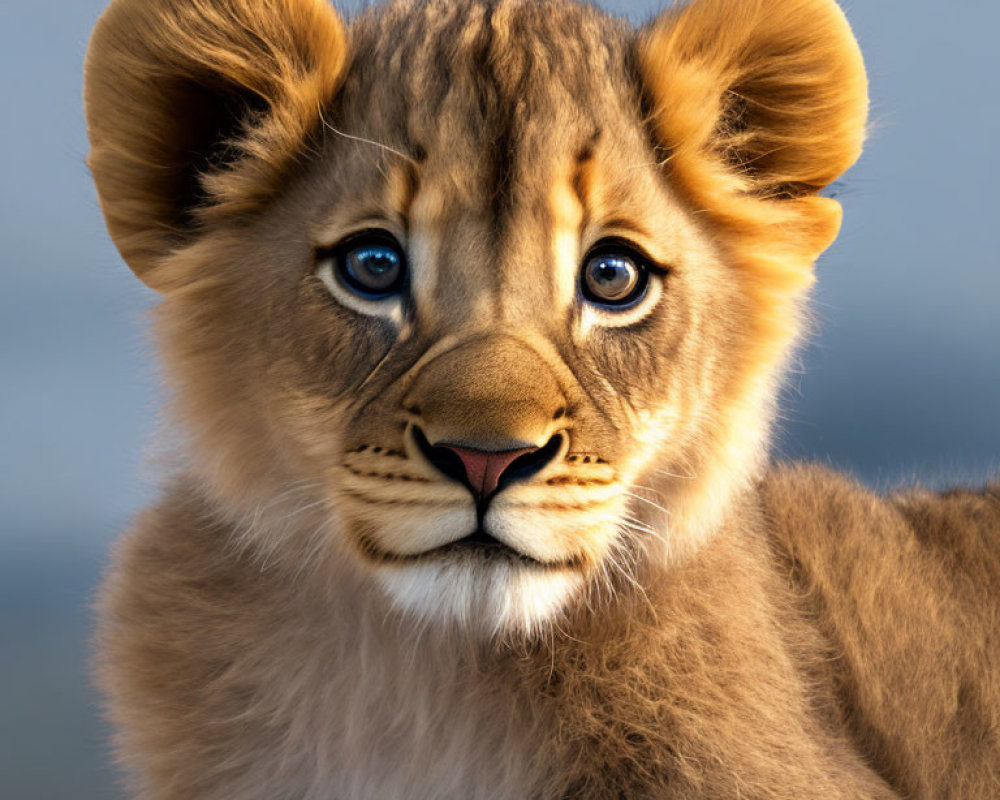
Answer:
[
  {"left": 322, "top": 120, "right": 418, "bottom": 166},
  {"left": 606, "top": 531, "right": 658, "bottom": 621},
  {"left": 619, "top": 514, "right": 664, "bottom": 539},
  {"left": 652, "top": 467, "right": 696, "bottom": 481},
  {"left": 625, "top": 491, "right": 670, "bottom": 516},
  {"left": 621, "top": 519, "right": 671, "bottom": 550}
]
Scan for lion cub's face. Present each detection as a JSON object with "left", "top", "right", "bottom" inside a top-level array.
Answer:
[
  {"left": 86, "top": 0, "right": 866, "bottom": 634},
  {"left": 257, "top": 3, "right": 745, "bottom": 632}
]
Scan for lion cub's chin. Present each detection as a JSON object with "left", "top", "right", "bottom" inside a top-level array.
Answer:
[{"left": 374, "top": 556, "right": 585, "bottom": 637}]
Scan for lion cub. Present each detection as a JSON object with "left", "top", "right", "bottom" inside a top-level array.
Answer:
[{"left": 85, "top": 0, "right": 999, "bottom": 797}]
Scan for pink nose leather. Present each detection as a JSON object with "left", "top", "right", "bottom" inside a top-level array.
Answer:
[{"left": 442, "top": 445, "right": 535, "bottom": 498}]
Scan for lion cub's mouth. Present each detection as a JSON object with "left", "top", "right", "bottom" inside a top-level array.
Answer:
[
  {"left": 342, "top": 434, "right": 616, "bottom": 573},
  {"left": 356, "top": 526, "right": 583, "bottom": 570}
]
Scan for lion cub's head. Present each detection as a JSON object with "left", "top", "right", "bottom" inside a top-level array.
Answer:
[{"left": 85, "top": 0, "right": 866, "bottom": 634}]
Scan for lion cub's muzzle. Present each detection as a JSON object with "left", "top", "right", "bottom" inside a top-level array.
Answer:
[
  {"left": 399, "top": 335, "right": 572, "bottom": 551},
  {"left": 340, "top": 333, "right": 623, "bottom": 580}
]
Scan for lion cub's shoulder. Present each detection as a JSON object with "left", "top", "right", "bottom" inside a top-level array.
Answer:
[
  {"left": 760, "top": 463, "right": 888, "bottom": 539},
  {"left": 757, "top": 463, "right": 1000, "bottom": 794},
  {"left": 760, "top": 462, "right": 1000, "bottom": 579}
]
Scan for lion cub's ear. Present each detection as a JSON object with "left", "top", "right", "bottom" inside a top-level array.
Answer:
[
  {"left": 84, "top": 0, "right": 347, "bottom": 289},
  {"left": 639, "top": 0, "right": 868, "bottom": 256}
]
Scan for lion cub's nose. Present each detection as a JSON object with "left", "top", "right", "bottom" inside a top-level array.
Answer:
[
  {"left": 413, "top": 428, "right": 564, "bottom": 501},
  {"left": 440, "top": 444, "right": 536, "bottom": 499},
  {"left": 405, "top": 335, "right": 568, "bottom": 499}
]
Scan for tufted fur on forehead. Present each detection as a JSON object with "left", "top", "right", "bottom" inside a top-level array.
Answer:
[
  {"left": 84, "top": 0, "right": 347, "bottom": 285},
  {"left": 321, "top": 0, "right": 639, "bottom": 226},
  {"left": 347, "top": 0, "right": 631, "bottom": 128}
]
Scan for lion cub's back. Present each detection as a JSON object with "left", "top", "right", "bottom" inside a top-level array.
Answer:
[{"left": 760, "top": 463, "right": 1000, "bottom": 799}]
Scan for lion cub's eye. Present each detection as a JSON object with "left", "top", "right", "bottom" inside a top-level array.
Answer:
[
  {"left": 581, "top": 242, "right": 650, "bottom": 307},
  {"left": 322, "top": 231, "right": 407, "bottom": 299}
]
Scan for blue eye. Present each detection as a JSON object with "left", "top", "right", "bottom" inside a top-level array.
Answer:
[
  {"left": 581, "top": 244, "right": 649, "bottom": 307},
  {"left": 334, "top": 233, "right": 406, "bottom": 298}
]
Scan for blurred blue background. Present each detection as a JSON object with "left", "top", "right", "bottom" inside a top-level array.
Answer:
[{"left": 1, "top": 0, "right": 997, "bottom": 797}]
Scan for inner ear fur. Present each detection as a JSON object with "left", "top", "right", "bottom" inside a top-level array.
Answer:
[
  {"left": 84, "top": 0, "right": 347, "bottom": 288},
  {"left": 639, "top": 0, "right": 868, "bottom": 262}
]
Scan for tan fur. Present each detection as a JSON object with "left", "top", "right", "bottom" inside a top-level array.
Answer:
[{"left": 85, "top": 0, "right": 1000, "bottom": 797}]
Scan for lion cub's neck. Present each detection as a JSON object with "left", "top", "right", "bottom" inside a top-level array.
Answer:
[
  {"left": 309, "top": 493, "right": 871, "bottom": 798},
  {"left": 248, "top": 489, "right": 821, "bottom": 796}
]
